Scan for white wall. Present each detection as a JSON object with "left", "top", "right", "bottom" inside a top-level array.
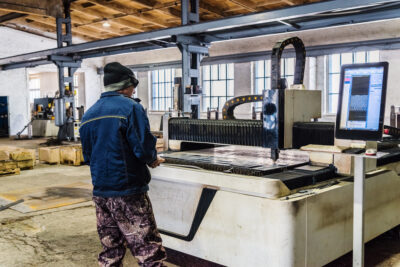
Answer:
[
  {"left": 381, "top": 50, "right": 400, "bottom": 123},
  {"left": 38, "top": 72, "right": 58, "bottom": 97},
  {"left": 80, "top": 58, "right": 104, "bottom": 109},
  {"left": 0, "top": 27, "right": 57, "bottom": 135}
]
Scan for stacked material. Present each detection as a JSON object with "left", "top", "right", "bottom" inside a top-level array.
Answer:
[
  {"left": 156, "top": 138, "right": 164, "bottom": 152},
  {"left": 0, "top": 146, "right": 36, "bottom": 175},
  {"left": 39, "top": 145, "right": 84, "bottom": 166}
]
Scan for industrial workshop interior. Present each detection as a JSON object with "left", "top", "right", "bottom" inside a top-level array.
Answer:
[{"left": 1, "top": 0, "right": 400, "bottom": 266}]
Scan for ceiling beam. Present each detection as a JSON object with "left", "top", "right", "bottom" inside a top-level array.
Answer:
[
  {"left": 227, "top": 0, "right": 259, "bottom": 12},
  {"left": 86, "top": 0, "right": 175, "bottom": 28},
  {"left": 199, "top": 2, "right": 225, "bottom": 17},
  {"left": 70, "top": 7, "right": 136, "bottom": 34},
  {"left": 3, "top": 17, "right": 95, "bottom": 41},
  {"left": 281, "top": 0, "right": 305, "bottom": 6},
  {"left": 0, "top": 0, "right": 64, "bottom": 17},
  {"left": 70, "top": 8, "right": 145, "bottom": 33},
  {"left": 1, "top": 23, "right": 57, "bottom": 40},
  {"left": 128, "top": 0, "right": 156, "bottom": 8},
  {"left": 0, "top": 12, "right": 27, "bottom": 23},
  {"left": 27, "top": 15, "right": 115, "bottom": 39}
]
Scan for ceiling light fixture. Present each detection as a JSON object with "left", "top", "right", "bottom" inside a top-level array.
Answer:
[{"left": 103, "top": 21, "right": 111, "bottom": 27}]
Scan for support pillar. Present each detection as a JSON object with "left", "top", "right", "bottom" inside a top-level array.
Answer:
[
  {"left": 177, "top": 0, "right": 207, "bottom": 119},
  {"left": 54, "top": 0, "right": 81, "bottom": 141}
]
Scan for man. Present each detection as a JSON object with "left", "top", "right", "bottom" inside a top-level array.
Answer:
[{"left": 79, "top": 62, "right": 167, "bottom": 267}]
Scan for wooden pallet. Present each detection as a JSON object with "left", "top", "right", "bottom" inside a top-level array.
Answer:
[
  {"left": 0, "top": 146, "right": 36, "bottom": 176},
  {"left": 0, "top": 168, "right": 20, "bottom": 176},
  {"left": 39, "top": 147, "right": 60, "bottom": 164},
  {"left": 60, "top": 146, "right": 84, "bottom": 166}
]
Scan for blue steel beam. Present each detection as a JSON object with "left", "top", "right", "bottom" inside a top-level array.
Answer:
[
  {"left": 203, "top": 3, "right": 400, "bottom": 42},
  {"left": 0, "top": 0, "right": 398, "bottom": 68}
]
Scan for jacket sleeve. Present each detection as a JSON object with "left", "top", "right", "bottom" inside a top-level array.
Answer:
[
  {"left": 79, "top": 125, "right": 91, "bottom": 165},
  {"left": 126, "top": 104, "right": 157, "bottom": 164}
]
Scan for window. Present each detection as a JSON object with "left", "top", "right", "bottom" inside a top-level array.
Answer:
[
  {"left": 28, "top": 75, "right": 40, "bottom": 104},
  {"left": 133, "top": 71, "right": 138, "bottom": 99},
  {"left": 151, "top": 69, "right": 174, "bottom": 111},
  {"left": 202, "top": 63, "right": 234, "bottom": 111},
  {"left": 327, "top": 51, "right": 379, "bottom": 114},
  {"left": 254, "top": 58, "right": 295, "bottom": 110}
]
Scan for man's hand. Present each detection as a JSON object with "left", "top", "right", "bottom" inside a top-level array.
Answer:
[{"left": 149, "top": 156, "right": 165, "bottom": 168}]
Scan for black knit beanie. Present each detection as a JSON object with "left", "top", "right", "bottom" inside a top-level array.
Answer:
[{"left": 103, "top": 62, "right": 139, "bottom": 91}]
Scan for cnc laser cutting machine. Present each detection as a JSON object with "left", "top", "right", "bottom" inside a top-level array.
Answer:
[{"left": 148, "top": 37, "right": 400, "bottom": 267}]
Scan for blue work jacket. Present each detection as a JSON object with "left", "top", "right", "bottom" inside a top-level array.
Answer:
[{"left": 79, "top": 91, "right": 157, "bottom": 197}]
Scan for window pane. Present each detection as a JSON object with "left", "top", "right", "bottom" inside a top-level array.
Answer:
[
  {"left": 211, "top": 64, "right": 218, "bottom": 80},
  {"left": 227, "top": 63, "right": 234, "bottom": 79},
  {"left": 265, "top": 60, "right": 271, "bottom": 77},
  {"left": 227, "top": 80, "right": 234, "bottom": 96},
  {"left": 166, "top": 98, "right": 172, "bottom": 110},
  {"left": 219, "top": 64, "right": 226, "bottom": 79},
  {"left": 159, "top": 83, "right": 165, "bottom": 98},
  {"left": 212, "top": 80, "right": 226, "bottom": 96},
  {"left": 255, "top": 61, "right": 264, "bottom": 78},
  {"left": 159, "top": 69, "right": 165, "bottom": 82},
  {"left": 166, "top": 85, "right": 172, "bottom": 97},
  {"left": 165, "top": 69, "right": 171, "bottom": 82},
  {"left": 285, "top": 76, "right": 294, "bottom": 87},
  {"left": 368, "top": 50, "right": 380, "bottom": 62},
  {"left": 203, "top": 81, "right": 210, "bottom": 96},
  {"left": 329, "top": 94, "right": 339, "bottom": 114},
  {"left": 329, "top": 73, "right": 340, "bottom": 94},
  {"left": 152, "top": 71, "right": 158, "bottom": 83},
  {"left": 285, "top": 58, "right": 295, "bottom": 76},
  {"left": 219, "top": 97, "right": 227, "bottom": 110},
  {"left": 341, "top": 53, "right": 353, "bottom": 65},
  {"left": 211, "top": 97, "right": 218, "bottom": 109},
  {"left": 329, "top": 54, "right": 341, "bottom": 73},
  {"left": 355, "top": 51, "right": 366, "bottom": 63},
  {"left": 265, "top": 78, "right": 271, "bottom": 90},
  {"left": 203, "top": 65, "right": 210, "bottom": 80},
  {"left": 256, "top": 78, "right": 264, "bottom": 94}
]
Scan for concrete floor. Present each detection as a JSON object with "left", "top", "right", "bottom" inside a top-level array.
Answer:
[{"left": 0, "top": 138, "right": 399, "bottom": 267}]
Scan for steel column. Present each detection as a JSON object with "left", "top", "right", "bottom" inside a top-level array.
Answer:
[
  {"left": 54, "top": 0, "right": 81, "bottom": 141},
  {"left": 179, "top": 0, "right": 205, "bottom": 118},
  {"left": 353, "top": 156, "right": 366, "bottom": 267}
]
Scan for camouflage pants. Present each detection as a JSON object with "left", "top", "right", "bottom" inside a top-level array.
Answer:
[{"left": 93, "top": 193, "right": 167, "bottom": 267}]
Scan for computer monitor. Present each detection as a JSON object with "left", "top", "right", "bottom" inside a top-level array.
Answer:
[{"left": 335, "top": 62, "right": 388, "bottom": 141}]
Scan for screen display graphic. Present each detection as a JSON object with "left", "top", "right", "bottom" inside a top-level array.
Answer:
[{"left": 339, "top": 66, "right": 385, "bottom": 131}]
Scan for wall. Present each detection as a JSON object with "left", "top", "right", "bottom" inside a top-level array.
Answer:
[
  {"left": 2, "top": 19, "right": 400, "bottom": 133},
  {"left": 0, "top": 27, "right": 57, "bottom": 135},
  {"left": 381, "top": 50, "right": 400, "bottom": 122},
  {"left": 74, "top": 19, "right": 400, "bottom": 130},
  {"left": 38, "top": 72, "right": 58, "bottom": 98}
]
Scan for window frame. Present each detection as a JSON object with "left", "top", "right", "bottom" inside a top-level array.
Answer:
[
  {"left": 150, "top": 68, "right": 175, "bottom": 111},
  {"left": 28, "top": 75, "right": 40, "bottom": 104},
  {"left": 325, "top": 50, "right": 380, "bottom": 115},
  {"left": 253, "top": 58, "right": 296, "bottom": 110},
  {"left": 202, "top": 63, "right": 234, "bottom": 112}
]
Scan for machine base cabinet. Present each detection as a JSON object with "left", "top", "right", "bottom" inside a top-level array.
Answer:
[{"left": 149, "top": 166, "right": 400, "bottom": 267}]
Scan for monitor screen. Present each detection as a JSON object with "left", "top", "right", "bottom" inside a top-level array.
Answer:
[{"left": 336, "top": 62, "right": 388, "bottom": 141}]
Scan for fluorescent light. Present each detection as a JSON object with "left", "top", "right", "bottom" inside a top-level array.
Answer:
[{"left": 103, "top": 21, "right": 111, "bottom": 27}]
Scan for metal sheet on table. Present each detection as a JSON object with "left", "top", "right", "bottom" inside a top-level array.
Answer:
[{"left": 161, "top": 146, "right": 309, "bottom": 176}]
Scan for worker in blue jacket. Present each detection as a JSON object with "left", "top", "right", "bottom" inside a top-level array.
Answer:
[{"left": 80, "top": 62, "right": 166, "bottom": 267}]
